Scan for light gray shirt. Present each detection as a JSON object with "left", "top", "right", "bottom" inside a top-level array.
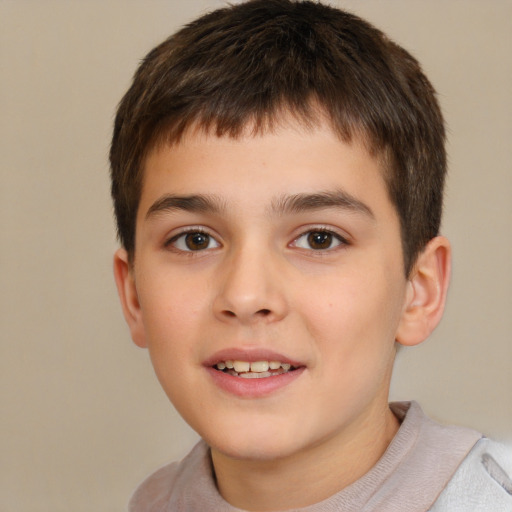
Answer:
[{"left": 128, "top": 402, "right": 511, "bottom": 511}]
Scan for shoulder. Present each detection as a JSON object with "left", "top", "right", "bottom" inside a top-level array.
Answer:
[
  {"left": 430, "top": 438, "right": 512, "bottom": 512},
  {"left": 127, "top": 460, "right": 181, "bottom": 512},
  {"left": 127, "top": 441, "right": 213, "bottom": 512}
]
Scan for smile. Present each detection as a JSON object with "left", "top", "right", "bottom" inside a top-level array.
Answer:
[{"left": 215, "top": 360, "right": 295, "bottom": 378}]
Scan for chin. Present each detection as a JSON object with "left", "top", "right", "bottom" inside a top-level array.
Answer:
[
  {"left": 201, "top": 419, "right": 307, "bottom": 462},
  {"left": 213, "top": 438, "right": 300, "bottom": 462}
]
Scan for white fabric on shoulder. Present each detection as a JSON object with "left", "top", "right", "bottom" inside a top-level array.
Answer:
[{"left": 429, "top": 438, "right": 512, "bottom": 511}]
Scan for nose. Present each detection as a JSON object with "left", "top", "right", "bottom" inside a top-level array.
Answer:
[{"left": 212, "top": 243, "right": 288, "bottom": 325}]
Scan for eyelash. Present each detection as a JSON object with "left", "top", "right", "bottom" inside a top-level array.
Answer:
[{"left": 164, "top": 227, "right": 349, "bottom": 253}]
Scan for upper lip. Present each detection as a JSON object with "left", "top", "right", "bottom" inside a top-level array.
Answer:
[{"left": 203, "top": 348, "right": 304, "bottom": 368}]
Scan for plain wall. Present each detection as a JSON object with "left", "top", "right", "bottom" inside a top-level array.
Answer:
[{"left": 1, "top": 1, "right": 510, "bottom": 510}]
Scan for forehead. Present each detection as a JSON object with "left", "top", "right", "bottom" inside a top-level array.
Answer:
[{"left": 141, "top": 121, "right": 388, "bottom": 200}]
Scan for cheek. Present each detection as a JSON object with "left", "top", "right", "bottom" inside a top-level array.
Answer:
[
  {"left": 298, "top": 271, "right": 402, "bottom": 415},
  {"left": 139, "top": 268, "right": 206, "bottom": 329},
  {"left": 137, "top": 284, "right": 206, "bottom": 418},
  {"left": 297, "top": 269, "right": 403, "bottom": 363},
  {"left": 136, "top": 274, "right": 208, "bottom": 374}
]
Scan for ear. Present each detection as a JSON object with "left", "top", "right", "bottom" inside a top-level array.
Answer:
[
  {"left": 113, "top": 248, "right": 147, "bottom": 348},
  {"left": 396, "top": 236, "right": 451, "bottom": 347}
]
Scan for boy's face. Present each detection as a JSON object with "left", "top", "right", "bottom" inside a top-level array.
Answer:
[{"left": 119, "top": 121, "right": 412, "bottom": 463}]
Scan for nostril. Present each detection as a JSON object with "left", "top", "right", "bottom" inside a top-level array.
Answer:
[{"left": 220, "top": 308, "right": 272, "bottom": 320}]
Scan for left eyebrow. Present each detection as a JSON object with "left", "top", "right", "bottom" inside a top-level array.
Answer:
[
  {"left": 270, "top": 190, "right": 375, "bottom": 219},
  {"left": 145, "top": 194, "right": 225, "bottom": 220}
]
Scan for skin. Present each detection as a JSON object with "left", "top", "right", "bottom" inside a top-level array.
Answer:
[{"left": 114, "top": 120, "right": 451, "bottom": 511}]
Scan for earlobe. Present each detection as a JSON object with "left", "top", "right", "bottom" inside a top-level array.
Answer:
[
  {"left": 113, "top": 248, "right": 147, "bottom": 348},
  {"left": 396, "top": 236, "right": 451, "bottom": 347}
]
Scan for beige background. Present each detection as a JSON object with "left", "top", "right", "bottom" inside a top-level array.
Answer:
[{"left": 1, "top": 1, "right": 511, "bottom": 510}]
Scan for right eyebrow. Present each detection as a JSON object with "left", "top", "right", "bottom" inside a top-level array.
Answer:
[
  {"left": 145, "top": 194, "right": 225, "bottom": 219},
  {"left": 270, "top": 190, "right": 375, "bottom": 219}
]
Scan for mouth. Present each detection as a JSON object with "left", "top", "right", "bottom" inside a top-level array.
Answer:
[
  {"left": 206, "top": 352, "right": 305, "bottom": 397},
  {"left": 214, "top": 360, "right": 297, "bottom": 379}
]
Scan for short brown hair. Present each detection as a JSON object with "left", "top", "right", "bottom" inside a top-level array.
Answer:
[{"left": 110, "top": 0, "right": 446, "bottom": 275}]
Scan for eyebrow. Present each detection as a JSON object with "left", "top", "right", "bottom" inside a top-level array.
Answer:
[
  {"left": 145, "top": 194, "right": 225, "bottom": 219},
  {"left": 270, "top": 190, "right": 375, "bottom": 219},
  {"left": 145, "top": 189, "right": 374, "bottom": 220}
]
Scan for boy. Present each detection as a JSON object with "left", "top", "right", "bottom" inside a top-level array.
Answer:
[{"left": 110, "top": 1, "right": 512, "bottom": 510}]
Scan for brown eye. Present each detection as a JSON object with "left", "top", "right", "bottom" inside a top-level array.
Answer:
[
  {"left": 185, "top": 232, "right": 210, "bottom": 250},
  {"left": 169, "top": 231, "right": 220, "bottom": 252},
  {"left": 307, "top": 231, "right": 333, "bottom": 249},
  {"left": 292, "top": 229, "right": 345, "bottom": 251}
]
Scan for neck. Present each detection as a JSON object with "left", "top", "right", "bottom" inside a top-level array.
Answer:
[{"left": 211, "top": 403, "right": 400, "bottom": 511}]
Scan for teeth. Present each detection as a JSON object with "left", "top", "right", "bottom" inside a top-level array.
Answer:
[
  {"left": 233, "top": 361, "right": 250, "bottom": 372},
  {"left": 240, "top": 371, "right": 271, "bottom": 379},
  {"left": 250, "top": 361, "right": 269, "bottom": 372},
  {"left": 215, "top": 359, "right": 295, "bottom": 376}
]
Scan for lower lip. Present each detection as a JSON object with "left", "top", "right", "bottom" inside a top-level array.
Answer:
[{"left": 205, "top": 366, "right": 305, "bottom": 398}]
